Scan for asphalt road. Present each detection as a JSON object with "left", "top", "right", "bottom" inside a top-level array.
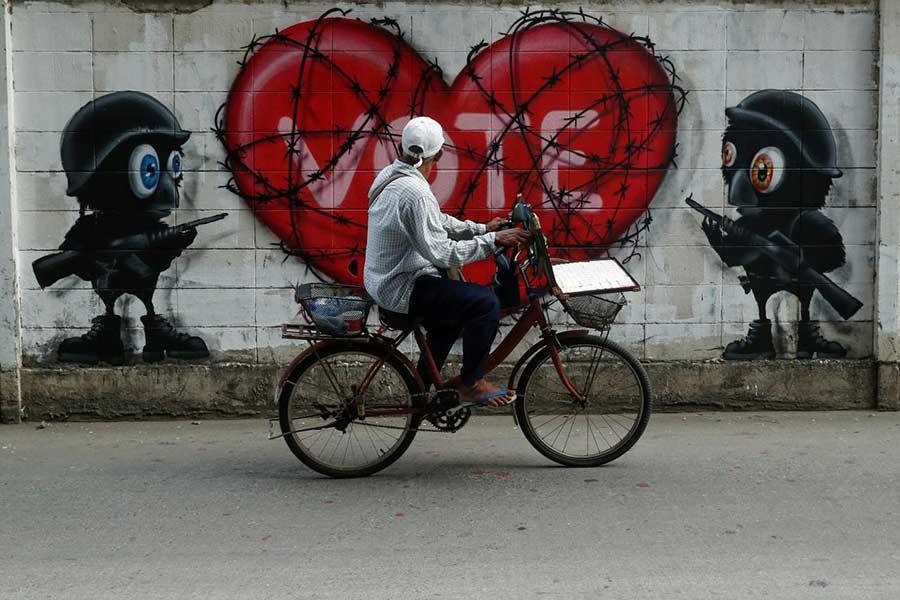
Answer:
[{"left": 2, "top": 412, "right": 899, "bottom": 599}]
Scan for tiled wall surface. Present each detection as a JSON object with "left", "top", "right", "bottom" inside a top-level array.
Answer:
[{"left": 8, "top": 1, "right": 879, "bottom": 363}]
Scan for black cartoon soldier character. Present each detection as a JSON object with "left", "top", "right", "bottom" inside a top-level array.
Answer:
[
  {"left": 31, "top": 91, "right": 225, "bottom": 365},
  {"left": 694, "top": 90, "right": 862, "bottom": 360}
]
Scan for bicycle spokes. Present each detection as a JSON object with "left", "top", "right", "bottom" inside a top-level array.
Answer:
[
  {"left": 281, "top": 350, "right": 416, "bottom": 473},
  {"left": 516, "top": 338, "right": 650, "bottom": 464}
]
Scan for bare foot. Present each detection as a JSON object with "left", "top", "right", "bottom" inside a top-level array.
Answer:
[{"left": 457, "top": 379, "right": 516, "bottom": 406}]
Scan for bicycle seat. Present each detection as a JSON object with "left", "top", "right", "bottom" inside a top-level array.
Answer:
[{"left": 378, "top": 307, "right": 425, "bottom": 331}]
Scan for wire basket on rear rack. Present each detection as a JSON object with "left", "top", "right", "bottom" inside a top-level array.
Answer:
[
  {"left": 293, "top": 283, "right": 373, "bottom": 337},
  {"left": 560, "top": 292, "right": 626, "bottom": 331}
]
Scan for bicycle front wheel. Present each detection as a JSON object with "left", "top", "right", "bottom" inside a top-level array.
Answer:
[
  {"left": 514, "top": 335, "right": 651, "bottom": 467},
  {"left": 278, "top": 342, "right": 422, "bottom": 478}
]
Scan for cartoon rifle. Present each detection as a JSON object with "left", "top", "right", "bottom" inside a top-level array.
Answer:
[
  {"left": 32, "top": 213, "right": 228, "bottom": 289},
  {"left": 685, "top": 198, "right": 862, "bottom": 320}
]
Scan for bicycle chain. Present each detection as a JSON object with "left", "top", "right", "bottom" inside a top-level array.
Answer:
[
  {"left": 268, "top": 414, "right": 452, "bottom": 439},
  {"left": 273, "top": 390, "right": 484, "bottom": 437},
  {"left": 352, "top": 420, "right": 452, "bottom": 434},
  {"left": 351, "top": 397, "right": 469, "bottom": 434},
  {"left": 334, "top": 390, "right": 471, "bottom": 434}
]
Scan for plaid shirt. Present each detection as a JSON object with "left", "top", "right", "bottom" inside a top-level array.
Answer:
[{"left": 363, "top": 160, "right": 497, "bottom": 313}]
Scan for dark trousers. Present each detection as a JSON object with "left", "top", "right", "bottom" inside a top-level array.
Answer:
[{"left": 408, "top": 275, "right": 500, "bottom": 388}]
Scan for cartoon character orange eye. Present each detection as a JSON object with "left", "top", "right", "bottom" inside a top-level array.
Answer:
[
  {"left": 722, "top": 141, "right": 737, "bottom": 167},
  {"left": 749, "top": 146, "right": 786, "bottom": 193}
]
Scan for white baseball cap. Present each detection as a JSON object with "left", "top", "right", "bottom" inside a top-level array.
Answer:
[{"left": 401, "top": 116, "right": 445, "bottom": 167}]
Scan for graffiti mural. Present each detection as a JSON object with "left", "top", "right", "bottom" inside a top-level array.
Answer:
[
  {"left": 217, "top": 8, "right": 686, "bottom": 284},
  {"left": 31, "top": 91, "right": 224, "bottom": 365},
  {"left": 689, "top": 90, "right": 863, "bottom": 360}
]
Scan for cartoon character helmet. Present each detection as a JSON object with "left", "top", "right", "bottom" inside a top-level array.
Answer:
[
  {"left": 725, "top": 90, "right": 842, "bottom": 178},
  {"left": 60, "top": 91, "right": 191, "bottom": 197}
]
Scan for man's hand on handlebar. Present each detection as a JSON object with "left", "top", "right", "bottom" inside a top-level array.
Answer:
[
  {"left": 484, "top": 217, "right": 511, "bottom": 233},
  {"left": 494, "top": 227, "right": 531, "bottom": 248}
]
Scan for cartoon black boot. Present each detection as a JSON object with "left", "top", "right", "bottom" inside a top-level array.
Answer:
[
  {"left": 58, "top": 315, "right": 125, "bottom": 365},
  {"left": 723, "top": 319, "right": 775, "bottom": 360},
  {"left": 141, "top": 314, "right": 210, "bottom": 362},
  {"left": 796, "top": 321, "right": 847, "bottom": 359}
]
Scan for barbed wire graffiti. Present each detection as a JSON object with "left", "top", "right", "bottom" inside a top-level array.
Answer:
[{"left": 215, "top": 7, "right": 688, "bottom": 283}]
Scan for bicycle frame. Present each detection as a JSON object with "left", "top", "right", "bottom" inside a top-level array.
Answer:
[
  {"left": 276, "top": 295, "right": 586, "bottom": 426},
  {"left": 413, "top": 295, "right": 584, "bottom": 401}
]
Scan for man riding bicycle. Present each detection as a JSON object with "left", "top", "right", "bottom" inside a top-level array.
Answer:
[{"left": 364, "top": 116, "right": 530, "bottom": 406}]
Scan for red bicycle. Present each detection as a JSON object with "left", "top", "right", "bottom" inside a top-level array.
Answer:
[{"left": 271, "top": 200, "right": 651, "bottom": 478}]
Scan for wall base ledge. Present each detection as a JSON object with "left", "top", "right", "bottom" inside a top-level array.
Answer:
[
  {"left": 14, "top": 358, "right": 889, "bottom": 421},
  {"left": 0, "top": 369, "right": 22, "bottom": 424}
]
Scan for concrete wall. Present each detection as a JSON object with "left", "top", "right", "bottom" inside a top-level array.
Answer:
[
  {"left": 1, "top": 0, "right": 895, "bottom": 419},
  {"left": 1, "top": 4, "right": 22, "bottom": 422}
]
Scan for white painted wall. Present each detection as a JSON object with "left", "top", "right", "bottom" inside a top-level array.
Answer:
[{"left": 5, "top": 0, "right": 880, "bottom": 364}]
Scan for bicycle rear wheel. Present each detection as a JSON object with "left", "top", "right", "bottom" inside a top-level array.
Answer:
[
  {"left": 278, "top": 342, "right": 422, "bottom": 478},
  {"left": 514, "top": 335, "right": 651, "bottom": 467}
]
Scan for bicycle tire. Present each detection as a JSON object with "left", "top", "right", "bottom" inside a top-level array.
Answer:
[
  {"left": 514, "top": 335, "right": 651, "bottom": 467},
  {"left": 278, "top": 341, "right": 422, "bottom": 478}
]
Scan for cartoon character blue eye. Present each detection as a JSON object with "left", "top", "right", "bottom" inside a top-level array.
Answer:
[
  {"left": 128, "top": 144, "right": 160, "bottom": 199},
  {"left": 167, "top": 151, "right": 183, "bottom": 178}
]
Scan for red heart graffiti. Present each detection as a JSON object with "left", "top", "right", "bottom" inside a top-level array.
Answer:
[{"left": 223, "top": 15, "right": 678, "bottom": 284}]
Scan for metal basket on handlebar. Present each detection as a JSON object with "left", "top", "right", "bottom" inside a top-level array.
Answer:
[
  {"left": 294, "top": 283, "right": 373, "bottom": 337},
  {"left": 560, "top": 292, "right": 626, "bottom": 331}
]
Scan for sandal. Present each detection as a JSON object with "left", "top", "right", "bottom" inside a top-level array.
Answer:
[{"left": 460, "top": 386, "right": 517, "bottom": 408}]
